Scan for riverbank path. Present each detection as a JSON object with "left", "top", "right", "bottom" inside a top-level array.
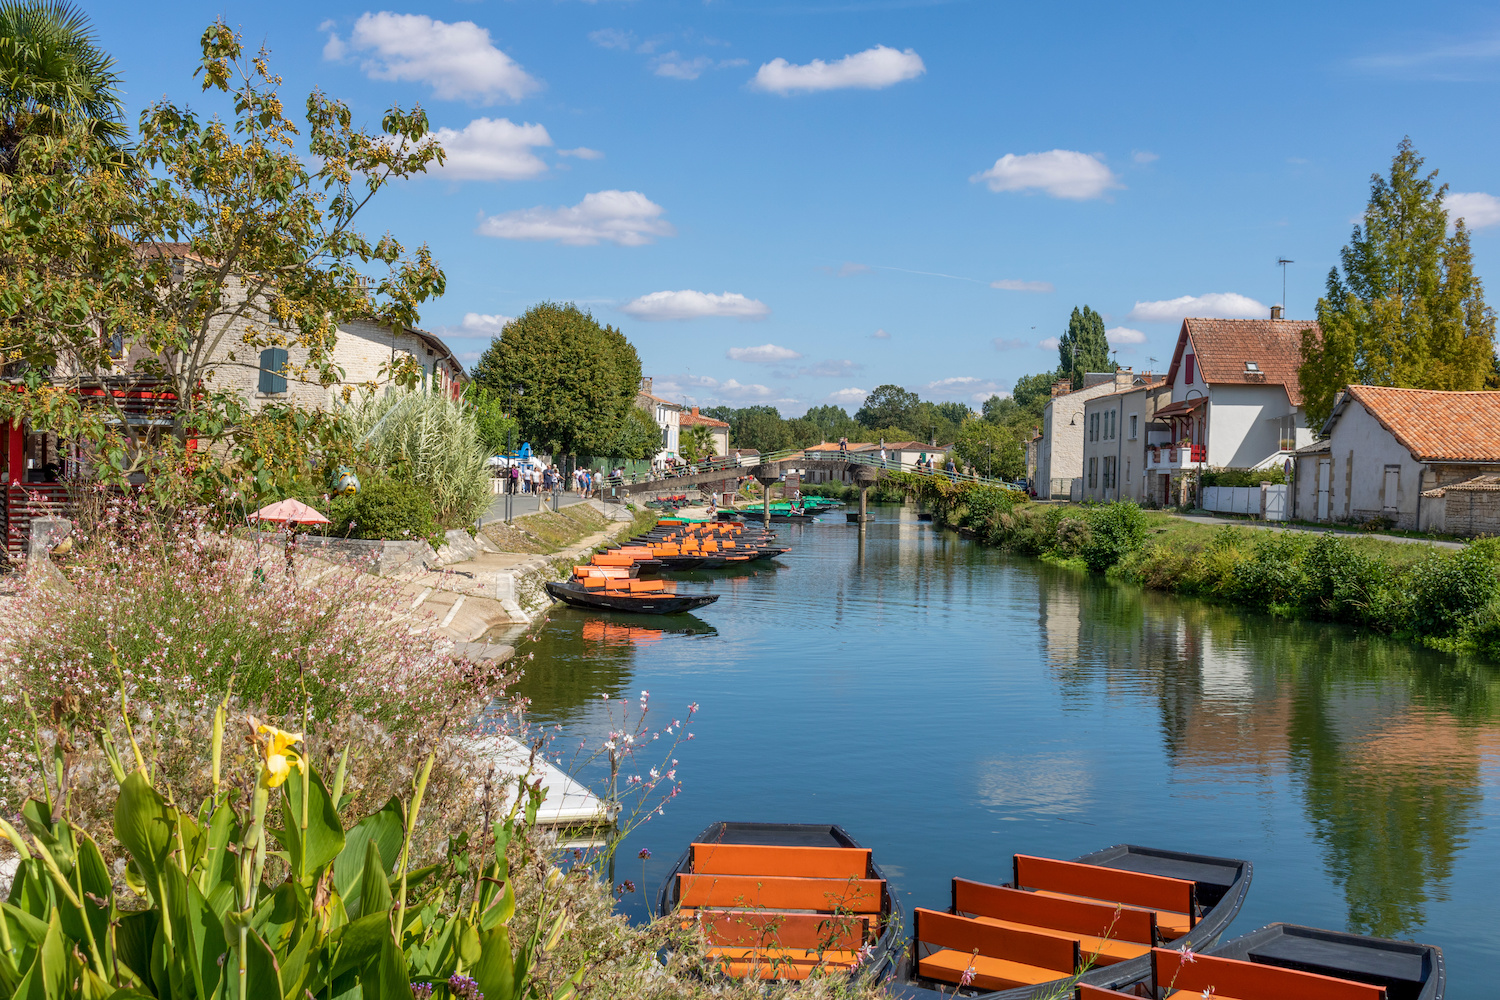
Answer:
[{"left": 1168, "top": 512, "right": 1466, "bottom": 550}]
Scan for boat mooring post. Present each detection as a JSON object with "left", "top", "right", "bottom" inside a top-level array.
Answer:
[{"left": 750, "top": 463, "right": 780, "bottom": 528}]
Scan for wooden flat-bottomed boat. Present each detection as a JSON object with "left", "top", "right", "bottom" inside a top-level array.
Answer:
[
  {"left": 657, "top": 822, "right": 902, "bottom": 983},
  {"left": 544, "top": 579, "right": 718, "bottom": 615},
  {"left": 1076, "top": 923, "right": 1442, "bottom": 1000},
  {"left": 907, "top": 844, "right": 1251, "bottom": 999}
]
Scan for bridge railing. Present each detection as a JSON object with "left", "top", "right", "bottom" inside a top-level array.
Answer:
[{"left": 613, "top": 447, "right": 1021, "bottom": 494}]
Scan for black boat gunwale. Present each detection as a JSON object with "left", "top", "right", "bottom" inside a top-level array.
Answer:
[
  {"left": 1201, "top": 923, "right": 1443, "bottom": 1000},
  {"left": 544, "top": 580, "right": 719, "bottom": 615}
]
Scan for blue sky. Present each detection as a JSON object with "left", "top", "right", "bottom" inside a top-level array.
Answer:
[{"left": 91, "top": 0, "right": 1500, "bottom": 416}]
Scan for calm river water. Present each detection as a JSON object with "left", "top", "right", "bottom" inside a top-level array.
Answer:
[{"left": 511, "top": 508, "right": 1500, "bottom": 996}]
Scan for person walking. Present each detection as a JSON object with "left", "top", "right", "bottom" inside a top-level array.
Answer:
[{"left": 838, "top": 435, "right": 847, "bottom": 459}]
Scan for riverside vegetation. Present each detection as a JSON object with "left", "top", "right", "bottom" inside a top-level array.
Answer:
[
  {"left": 0, "top": 490, "right": 890, "bottom": 999},
  {"left": 892, "top": 472, "right": 1500, "bottom": 660}
]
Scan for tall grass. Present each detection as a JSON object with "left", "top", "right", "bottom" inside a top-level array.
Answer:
[{"left": 344, "top": 384, "right": 492, "bottom": 526}]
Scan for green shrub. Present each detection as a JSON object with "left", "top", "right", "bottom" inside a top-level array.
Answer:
[
  {"left": 1301, "top": 533, "right": 1392, "bottom": 627},
  {"left": 1234, "top": 532, "right": 1309, "bottom": 607},
  {"left": 1055, "top": 516, "right": 1092, "bottom": 557},
  {"left": 1081, "top": 501, "right": 1147, "bottom": 572},
  {"left": 338, "top": 476, "right": 442, "bottom": 546},
  {"left": 1201, "top": 467, "right": 1286, "bottom": 487},
  {"left": 1404, "top": 545, "right": 1500, "bottom": 636}
]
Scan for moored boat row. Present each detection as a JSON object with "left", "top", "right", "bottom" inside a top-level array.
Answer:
[{"left": 654, "top": 823, "right": 1444, "bottom": 1000}]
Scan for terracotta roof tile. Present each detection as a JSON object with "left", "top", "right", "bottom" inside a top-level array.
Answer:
[
  {"left": 679, "top": 411, "right": 729, "bottom": 428},
  {"left": 1167, "top": 319, "right": 1319, "bottom": 407},
  {"left": 1343, "top": 385, "right": 1500, "bottom": 463},
  {"left": 1421, "top": 474, "right": 1500, "bottom": 498}
]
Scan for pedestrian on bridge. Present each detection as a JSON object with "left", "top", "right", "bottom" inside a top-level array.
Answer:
[{"left": 839, "top": 436, "right": 847, "bottom": 458}]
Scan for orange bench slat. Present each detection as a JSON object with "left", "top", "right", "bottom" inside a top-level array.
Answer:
[
  {"left": 1152, "top": 948, "right": 1387, "bottom": 1000},
  {"left": 693, "top": 910, "right": 869, "bottom": 949},
  {"left": 915, "top": 908, "right": 1078, "bottom": 975},
  {"left": 692, "top": 843, "right": 871, "bottom": 880},
  {"left": 919, "top": 948, "right": 1068, "bottom": 992},
  {"left": 956, "top": 879, "right": 1157, "bottom": 944},
  {"left": 1016, "top": 856, "right": 1195, "bottom": 926},
  {"left": 677, "top": 873, "right": 883, "bottom": 913}
]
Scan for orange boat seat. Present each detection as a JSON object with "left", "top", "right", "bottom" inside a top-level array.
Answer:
[
  {"left": 915, "top": 908, "right": 1079, "bottom": 992},
  {"left": 691, "top": 910, "right": 869, "bottom": 950},
  {"left": 691, "top": 843, "right": 871, "bottom": 880},
  {"left": 954, "top": 880, "right": 1156, "bottom": 965},
  {"left": 1151, "top": 948, "right": 1388, "bottom": 1000},
  {"left": 1015, "top": 855, "right": 1196, "bottom": 939},
  {"left": 676, "top": 873, "right": 883, "bottom": 914}
]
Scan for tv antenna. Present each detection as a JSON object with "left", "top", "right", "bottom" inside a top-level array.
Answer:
[{"left": 1277, "top": 258, "right": 1294, "bottom": 313}]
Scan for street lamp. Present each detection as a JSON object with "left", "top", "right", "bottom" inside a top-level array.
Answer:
[{"left": 506, "top": 381, "right": 526, "bottom": 523}]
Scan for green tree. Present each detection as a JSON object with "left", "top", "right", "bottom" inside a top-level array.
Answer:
[
  {"left": 1300, "top": 138, "right": 1497, "bottom": 428},
  {"left": 471, "top": 302, "right": 642, "bottom": 459},
  {"left": 679, "top": 422, "right": 717, "bottom": 464},
  {"left": 786, "top": 417, "right": 821, "bottom": 448},
  {"left": 0, "top": 22, "right": 443, "bottom": 491},
  {"left": 855, "top": 383, "right": 920, "bottom": 430},
  {"left": 0, "top": 0, "right": 126, "bottom": 171},
  {"left": 602, "top": 403, "right": 660, "bottom": 462},
  {"left": 1011, "top": 371, "right": 1060, "bottom": 419},
  {"left": 982, "top": 395, "right": 1018, "bottom": 423},
  {"left": 803, "top": 403, "right": 858, "bottom": 441},
  {"left": 729, "top": 406, "right": 794, "bottom": 453},
  {"left": 464, "top": 384, "right": 518, "bottom": 456},
  {"left": 1058, "top": 306, "right": 1111, "bottom": 389},
  {"left": 954, "top": 419, "right": 1024, "bottom": 480}
]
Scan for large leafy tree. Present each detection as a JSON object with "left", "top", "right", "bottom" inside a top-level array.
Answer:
[
  {"left": 727, "top": 405, "right": 793, "bottom": 453},
  {"left": 0, "top": 0, "right": 126, "bottom": 171},
  {"left": 1058, "top": 306, "right": 1111, "bottom": 389},
  {"left": 802, "top": 403, "right": 858, "bottom": 441},
  {"left": 602, "top": 403, "right": 659, "bottom": 462},
  {"left": 1300, "top": 138, "right": 1497, "bottom": 428},
  {"left": 0, "top": 22, "right": 444, "bottom": 487},
  {"left": 854, "top": 383, "right": 920, "bottom": 431},
  {"left": 953, "top": 419, "right": 1024, "bottom": 480},
  {"left": 471, "top": 302, "right": 642, "bottom": 459},
  {"left": 1010, "top": 371, "right": 1059, "bottom": 418}
]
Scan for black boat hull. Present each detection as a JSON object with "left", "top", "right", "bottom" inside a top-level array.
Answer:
[
  {"left": 1207, "top": 924, "right": 1443, "bottom": 1000},
  {"left": 658, "top": 821, "right": 903, "bottom": 985},
  {"left": 544, "top": 581, "right": 719, "bottom": 615}
]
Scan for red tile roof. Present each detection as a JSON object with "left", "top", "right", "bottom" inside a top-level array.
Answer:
[
  {"left": 1342, "top": 385, "right": 1500, "bottom": 463},
  {"left": 1166, "top": 319, "right": 1319, "bottom": 407},
  {"left": 679, "top": 410, "right": 729, "bottom": 428}
]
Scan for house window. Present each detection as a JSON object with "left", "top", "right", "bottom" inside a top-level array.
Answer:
[
  {"left": 109, "top": 329, "right": 125, "bottom": 359},
  {"left": 1090, "top": 413, "right": 1099, "bottom": 441},
  {"left": 1279, "top": 415, "right": 1296, "bottom": 452},
  {"left": 1185, "top": 354, "right": 1195, "bottom": 384},
  {"left": 1104, "top": 456, "right": 1115, "bottom": 489},
  {"left": 1088, "top": 456, "right": 1098, "bottom": 488},
  {"left": 1129, "top": 414, "right": 1138, "bottom": 440},
  {"left": 258, "top": 347, "right": 288, "bottom": 394},
  {"left": 1125, "top": 458, "right": 1132, "bottom": 483}
]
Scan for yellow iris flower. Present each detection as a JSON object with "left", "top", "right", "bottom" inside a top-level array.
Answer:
[{"left": 256, "top": 722, "right": 305, "bottom": 788}]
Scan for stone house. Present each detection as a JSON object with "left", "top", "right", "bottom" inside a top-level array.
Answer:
[
  {"left": 1419, "top": 476, "right": 1500, "bottom": 537},
  {"left": 1080, "top": 374, "right": 1167, "bottom": 502},
  {"left": 678, "top": 406, "right": 730, "bottom": 457},
  {"left": 1036, "top": 371, "right": 1136, "bottom": 500},
  {"left": 1293, "top": 385, "right": 1500, "bottom": 531},
  {"left": 1146, "top": 312, "right": 1318, "bottom": 506},
  {"left": 636, "top": 379, "right": 682, "bottom": 467}
]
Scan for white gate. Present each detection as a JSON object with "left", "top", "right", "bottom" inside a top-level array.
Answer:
[
  {"left": 1316, "top": 459, "right": 1331, "bottom": 521},
  {"left": 1263, "top": 484, "right": 1288, "bottom": 521}
]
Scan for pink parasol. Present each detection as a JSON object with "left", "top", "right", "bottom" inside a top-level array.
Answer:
[{"left": 250, "top": 498, "right": 331, "bottom": 526}]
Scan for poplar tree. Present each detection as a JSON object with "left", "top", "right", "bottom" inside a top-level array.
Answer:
[
  {"left": 1300, "top": 138, "right": 1497, "bottom": 428},
  {"left": 1058, "top": 305, "right": 1111, "bottom": 389}
]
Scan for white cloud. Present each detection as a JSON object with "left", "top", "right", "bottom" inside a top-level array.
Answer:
[
  {"left": 838, "top": 262, "right": 870, "bottom": 277},
  {"left": 828, "top": 387, "right": 869, "bottom": 405},
  {"left": 801, "top": 359, "right": 863, "bottom": 377},
  {"left": 589, "top": 28, "right": 635, "bottom": 51},
  {"left": 727, "top": 343, "right": 802, "bottom": 363},
  {"left": 971, "top": 150, "right": 1121, "bottom": 200},
  {"left": 717, "top": 379, "right": 775, "bottom": 400},
  {"left": 991, "top": 279, "right": 1054, "bottom": 293},
  {"left": 1127, "top": 292, "right": 1268, "bottom": 323},
  {"left": 1448, "top": 192, "right": 1500, "bottom": 229},
  {"left": 557, "top": 147, "right": 603, "bottom": 160},
  {"left": 460, "top": 312, "right": 515, "bottom": 335},
  {"left": 921, "top": 376, "right": 1006, "bottom": 403},
  {"left": 1132, "top": 150, "right": 1159, "bottom": 164},
  {"left": 992, "top": 338, "right": 1028, "bottom": 351},
  {"left": 622, "top": 290, "right": 771, "bottom": 321},
  {"left": 1106, "top": 326, "right": 1147, "bottom": 345},
  {"left": 654, "top": 52, "right": 714, "bottom": 79},
  {"left": 477, "top": 190, "right": 673, "bottom": 246},
  {"left": 872, "top": 328, "right": 891, "bottom": 339},
  {"left": 1039, "top": 336, "right": 1061, "bottom": 350},
  {"left": 329, "top": 13, "right": 539, "bottom": 103},
  {"left": 429, "top": 118, "right": 552, "bottom": 181},
  {"left": 751, "top": 45, "right": 925, "bottom": 95}
]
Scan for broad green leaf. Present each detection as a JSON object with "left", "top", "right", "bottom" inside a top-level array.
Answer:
[
  {"left": 197, "top": 801, "right": 239, "bottom": 907},
  {"left": 354, "top": 839, "right": 391, "bottom": 921},
  {"left": 252, "top": 882, "right": 305, "bottom": 953},
  {"left": 0, "top": 902, "right": 49, "bottom": 983},
  {"left": 280, "top": 767, "right": 345, "bottom": 882},
  {"left": 113, "top": 771, "right": 175, "bottom": 901},
  {"left": 6, "top": 860, "right": 49, "bottom": 917},
  {"left": 329, "top": 911, "right": 391, "bottom": 981},
  {"left": 470, "top": 922, "right": 515, "bottom": 1000},
  {"left": 481, "top": 877, "right": 515, "bottom": 931},
  {"left": 113, "top": 910, "right": 158, "bottom": 987},
  {"left": 10, "top": 909, "right": 66, "bottom": 1000},
  {"left": 75, "top": 832, "right": 113, "bottom": 959},
  {"left": 358, "top": 926, "right": 412, "bottom": 1000},
  {"left": 164, "top": 866, "right": 226, "bottom": 1000},
  {"left": 277, "top": 918, "right": 315, "bottom": 1000},
  {"left": 332, "top": 797, "right": 403, "bottom": 903},
  {"left": 455, "top": 917, "right": 481, "bottom": 968},
  {"left": 229, "top": 926, "right": 281, "bottom": 1000}
]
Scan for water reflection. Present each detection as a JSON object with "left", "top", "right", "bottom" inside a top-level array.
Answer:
[{"left": 1041, "top": 570, "right": 1500, "bottom": 936}]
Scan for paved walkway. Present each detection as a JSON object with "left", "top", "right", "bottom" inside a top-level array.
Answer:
[
  {"left": 480, "top": 489, "right": 589, "bottom": 525},
  {"left": 1169, "top": 513, "right": 1465, "bottom": 550}
]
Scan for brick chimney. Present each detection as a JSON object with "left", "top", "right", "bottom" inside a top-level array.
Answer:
[
  {"left": 1114, "top": 366, "right": 1134, "bottom": 390},
  {"left": 1270, "top": 305, "right": 1283, "bottom": 320},
  {"left": 691, "top": 406, "right": 699, "bottom": 417},
  {"left": 640, "top": 376, "right": 653, "bottom": 393}
]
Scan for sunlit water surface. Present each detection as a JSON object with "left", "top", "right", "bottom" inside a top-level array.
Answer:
[{"left": 504, "top": 508, "right": 1500, "bottom": 996}]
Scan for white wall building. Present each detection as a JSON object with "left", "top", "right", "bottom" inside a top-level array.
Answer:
[
  {"left": 1035, "top": 372, "right": 1136, "bottom": 499},
  {"left": 636, "top": 379, "right": 682, "bottom": 466}
]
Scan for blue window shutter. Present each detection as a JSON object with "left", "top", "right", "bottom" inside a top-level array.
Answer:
[{"left": 259, "top": 348, "right": 288, "bottom": 394}]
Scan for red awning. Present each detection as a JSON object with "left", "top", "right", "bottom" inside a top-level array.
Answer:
[{"left": 1154, "top": 396, "right": 1208, "bottom": 419}]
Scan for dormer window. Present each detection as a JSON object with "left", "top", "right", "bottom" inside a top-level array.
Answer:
[{"left": 1244, "top": 361, "right": 1260, "bottom": 373}]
